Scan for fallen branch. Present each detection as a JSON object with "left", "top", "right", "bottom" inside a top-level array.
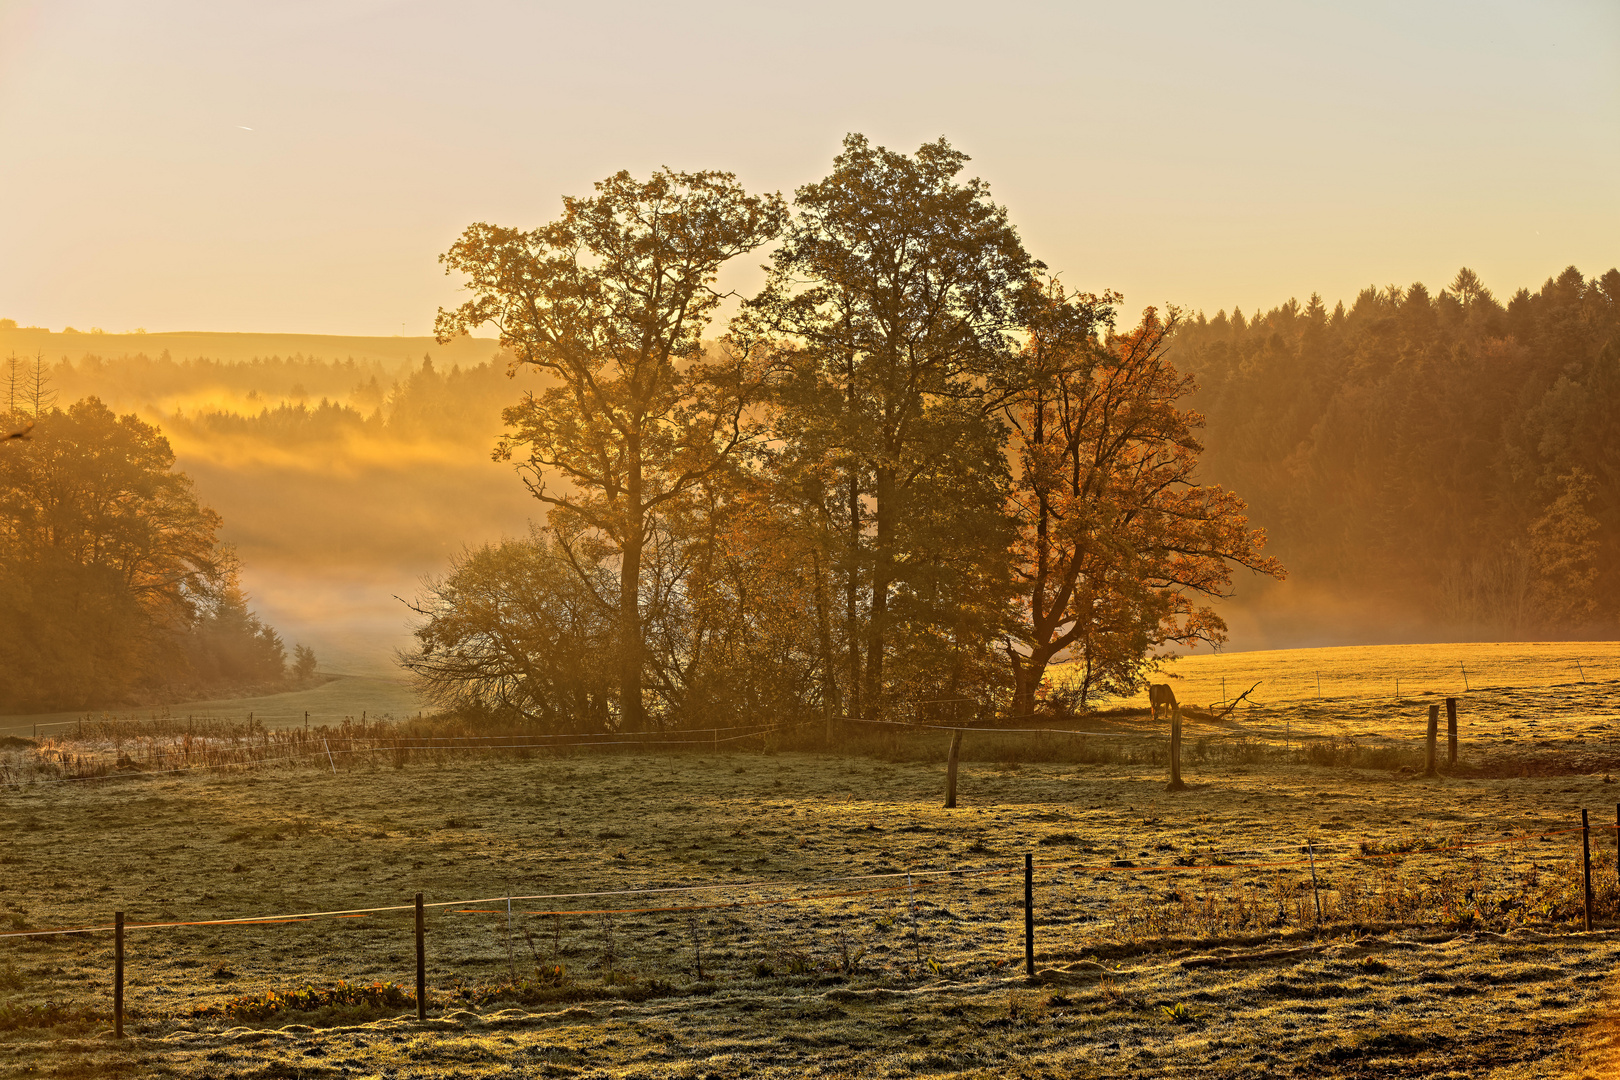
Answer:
[{"left": 1211, "top": 682, "right": 1261, "bottom": 719}]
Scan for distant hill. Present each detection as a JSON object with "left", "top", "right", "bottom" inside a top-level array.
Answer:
[{"left": 0, "top": 326, "right": 504, "bottom": 372}]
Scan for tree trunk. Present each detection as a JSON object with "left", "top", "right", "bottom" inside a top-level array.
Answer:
[
  {"left": 846, "top": 469, "right": 862, "bottom": 721},
  {"left": 1011, "top": 658, "right": 1040, "bottom": 720},
  {"left": 620, "top": 452, "right": 646, "bottom": 731},
  {"left": 1011, "top": 640, "right": 1060, "bottom": 720},
  {"left": 862, "top": 465, "right": 894, "bottom": 720},
  {"left": 812, "top": 547, "right": 840, "bottom": 745}
]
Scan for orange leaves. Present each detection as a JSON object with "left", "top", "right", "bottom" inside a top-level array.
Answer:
[{"left": 1003, "top": 298, "right": 1286, "bottom": 709}]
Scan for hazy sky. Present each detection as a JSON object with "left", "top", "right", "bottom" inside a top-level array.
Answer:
[{"left": 2, "top": 0, "right": 1616, "bottom": 336}]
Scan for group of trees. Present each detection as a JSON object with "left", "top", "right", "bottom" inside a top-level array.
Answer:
[
  {"left": 26, "top": 348, "right": 536, "bottom": 451},
  {"left": 0, "top": 396, "right": 317, "bottom": 711},
  {"left": 5, "top": 352, "right": 57, "bottom": 417},
  {"left": 159, "top": 352, "right": 540, "bottom": 448},
  {"left": 1178, "top": 267, "right": 1620, "bottom": 636},
  {"left": 404, "top": 135, "right": 1282, "bottom": 732}
]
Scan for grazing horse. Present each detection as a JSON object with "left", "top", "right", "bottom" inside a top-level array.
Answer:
[{"left": 1148, "top": 683, "right": 1178, "bottom": 723}]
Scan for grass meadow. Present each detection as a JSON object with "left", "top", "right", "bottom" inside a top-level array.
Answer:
[
  {"left": 3, "top": 645, "right": 1620, "bottom": 1077},
  {"left": 0, "top": 674, "right": 423, "bottom": 742}
]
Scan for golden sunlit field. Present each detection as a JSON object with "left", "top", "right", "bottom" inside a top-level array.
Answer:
[
  {"left": 1119, "top": 642, "right": 1620, "bottom": 710},
  {"left": 6, "top": 645, "right": 1620, "bottom": 1078}
]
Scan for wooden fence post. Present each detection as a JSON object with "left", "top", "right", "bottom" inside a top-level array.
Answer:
[
  {"left": 1446, "top": 697, "right": 1458, "bottom": 766},
  {"left": 1024, "top": 853, "right": 1035, "bottom": 979},
  {"left": 114, "top": 911, "right": 124, "bottom": 1038},
  {"left": 1167, "top": 703, "right": 1186, "bottom": 791},
  {"left": 944, "top": 730, "right": 964, "bottom": 808},
  {"left": 415, "top": 893, "right": 426, "bottom": 1020},
  {"left": 1150, "top": 684, "right": 1187, "bottom": 792},
  {"left": 1582, "top": 810, "right": 1594, "bottom": 932},
  {"left": 1424, "top": 704, "right": 1439, "bottom": 777},
  {"left": 1307, "top": 842, "right": 1322, "bottom": 924}
]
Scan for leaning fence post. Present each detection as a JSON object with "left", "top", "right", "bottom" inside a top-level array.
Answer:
[
  {"left": 114, "top": 911, "right": 124, "bottom": 1038},
  {"left": 1582, "top": 810, "right": 1594, "bottom": 932},
  {"left": 415, "top": 892, "right": 427, "bottom": 1019},
  {"left": 1024, "top": 853, "right": 1035, "bottom": 979},
  {"left": 1424, "top": 704, "right": 1439, "bottom": 777},
  {"left": 944, "top": 730, "right": 964, "bottom": 808},
  {"left": 1446, "top": 697, "right": 1458, "bottom": 766}
]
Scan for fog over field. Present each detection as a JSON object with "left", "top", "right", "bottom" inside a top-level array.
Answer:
[
  {"left": 9, "top": 284, "right": 1617, "bottom": 686},
  {"left": 3, "top": 4, "right": 1617, "bottom": 1075},
  {"left": 1, "top": 327, "right": 544, "bottom": 678}
]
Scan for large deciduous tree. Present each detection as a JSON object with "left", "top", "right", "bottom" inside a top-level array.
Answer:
[
  {"left": 747, "top": 135, "right": 1035, "bottom": 720},
  {"left": 435, "top": 170, "right": 786, "bottom": 729},
  {"left": 1003, "top": 287, "right": 1285, "bottom": 714}
]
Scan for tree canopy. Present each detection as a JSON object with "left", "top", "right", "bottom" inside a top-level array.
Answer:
[
  {"left": 419, "top": 136, "right": 1281, "bottom": 733},
  {"left": 745, "top": 134, "right": 1037, "bottom": 720},
  {"left": 1177, "top": 267, "right": 1620, "bottom": 637},
  {"left": 0, "top": 398, "right": 310, "bottom": 710},
  {"left": 1003, "top": 285, "right": 1284, "bottom": 715},
  {"left": 436, "top": 169, "right": 787, "bottom": 728}
]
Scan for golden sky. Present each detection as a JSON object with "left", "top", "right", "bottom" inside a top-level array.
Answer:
[{"left": 1, "top": 0, "right": 1616, "bottom": 336}]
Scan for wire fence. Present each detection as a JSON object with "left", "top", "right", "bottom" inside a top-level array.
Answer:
[
  {"left": 0, "top": 685, "right": 1603, "bottom": 791},
  {"left": 1090, "top": 643, "right": 1620, "bottom": 711},
  {"left": 5, "top": 812, "right": 1618, "bottom": 1033},
  {"left": 0, "top": 718, "right": 785, "bottom": 788}
]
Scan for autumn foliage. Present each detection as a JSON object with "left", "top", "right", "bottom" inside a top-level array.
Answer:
[
  {"left": 1003, "top": 285, "right": 1284, "bottom": 715},
  {"left": 412, "top": 136, "right": 1285, "bottom": 732},
  {"left": 0, "top": 399, "right": 313, "bottom": 710}
]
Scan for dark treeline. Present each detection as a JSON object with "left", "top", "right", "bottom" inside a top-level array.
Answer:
[
  {"left": 22, "top": 349, "right": 537, "bottom": 447},
  {"left": 1179, "top": 267, "right": 1620, "bottom": 637},
  {"left": 0, "top": 398, "right": 317, "bottom": 711},
  {"left": 168, "top": 355, "right": 534, "bottom": 445}
]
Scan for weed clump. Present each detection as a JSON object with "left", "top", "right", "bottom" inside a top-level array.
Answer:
[
  {"left": 1003, "top": 990, "right": 1049, "bottom": 1025},
  {"left": 0, "top": 1000, "right": 105, "bottom": 1031},
  {"left": 191, "top": 979, "right": 413, "bottom": 1022}
]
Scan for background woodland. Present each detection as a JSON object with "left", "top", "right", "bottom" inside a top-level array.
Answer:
[
  {"left": 3, "top": 166, "right": 1614, "bottom": 721},
  {"left": 1181, "top": 267, "right": 1620, "bottom": 638}
]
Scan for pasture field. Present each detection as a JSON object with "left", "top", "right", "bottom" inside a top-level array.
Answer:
[
  {"left": 4, "top": 656, "right": 1620, "bottom": 1076},
  {"left": 1104, "top": 640, "right": 1620, "bottom": 711},
  {"left": 0, "top": 675, "right": 424, "bottom": 741}
]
